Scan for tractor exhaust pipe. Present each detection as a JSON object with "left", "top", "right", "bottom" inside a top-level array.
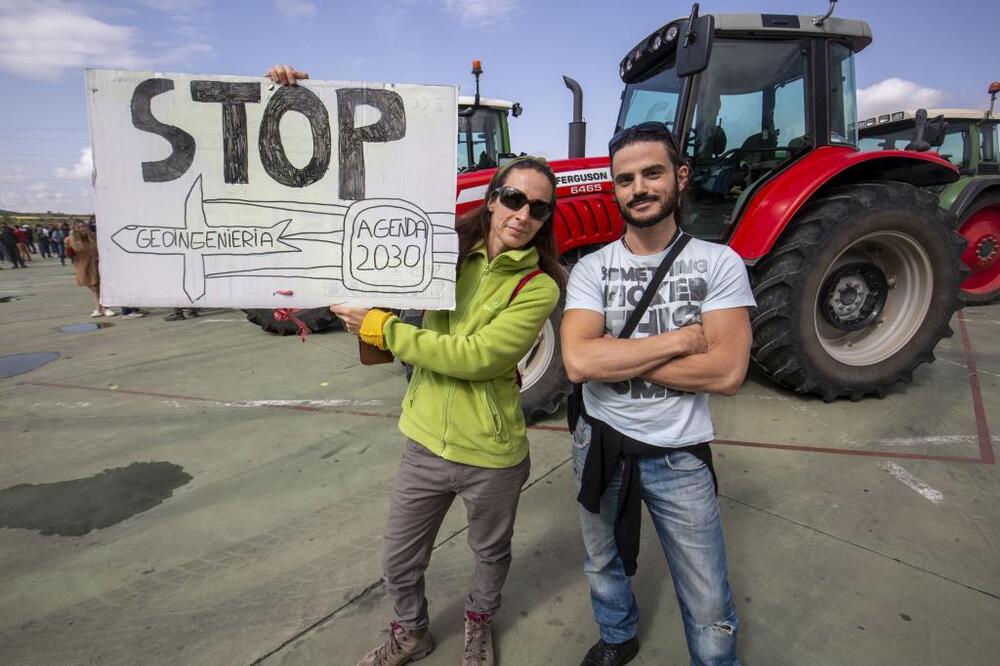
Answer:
[{"left": 563, "top": 75, "right": 586, "bottom": 158}]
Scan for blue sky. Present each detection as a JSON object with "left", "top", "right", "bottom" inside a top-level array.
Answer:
[{"left": 1, "top": 0, "right": 997, "bottom": 214}]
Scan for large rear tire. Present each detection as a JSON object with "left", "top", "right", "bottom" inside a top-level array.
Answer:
[
  {"left": 956, "top": 192, "right": 1000, "bottom": 305},
  {"left": 751, "top": 182, "right": 965, "bottom": 401},
  {"left": 518, "top": 299, "right": 572, "bottom": 424},
  {"left": 243, "top": 307, "right": 341, "bottom": 335}
]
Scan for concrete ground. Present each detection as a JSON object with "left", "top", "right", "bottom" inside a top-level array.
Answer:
[{"left": 0, "top": 259, "right": 997, "bottom": 666}]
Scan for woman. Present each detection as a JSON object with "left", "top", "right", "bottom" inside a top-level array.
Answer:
[
  {"left": 332, "top": 158, "right": 564, "bottom": 666},
  {"left": 65, "top": 221, "right": 115, "bottom": 317}
]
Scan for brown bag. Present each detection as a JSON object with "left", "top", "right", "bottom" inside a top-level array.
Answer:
[{"left": 359, "top": 339, "right": 394, "bottom": 365}]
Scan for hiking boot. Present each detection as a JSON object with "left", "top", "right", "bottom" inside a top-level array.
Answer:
[
  {"left": 164, "top": 311, "right": 185, "bottom": 321},
  {"left": 185, "top": 309, "right": 200, "bottom": 318},
  {"left": 580, "top": 637, "right": 639, "bottom": 666},
  {"left": 462, "top": 612, "right": 495, "bottom": 666},
  {"left": 356, "top": 622, "right": 434, "bottom": 666}
]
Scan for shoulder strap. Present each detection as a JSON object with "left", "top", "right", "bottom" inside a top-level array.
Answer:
[
  {"left": 619, "top": 233, "right": 691, "bottom": 339},
  {"left": 509, "top": 269, "right": 544, "bottom": 304}
]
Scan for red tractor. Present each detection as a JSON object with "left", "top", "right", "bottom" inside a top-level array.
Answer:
[{"left": 476, "top": 4, "right": 965, "bottom": 421}]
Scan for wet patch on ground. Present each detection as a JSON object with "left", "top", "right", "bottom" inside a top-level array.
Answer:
[
  {"left": 0, "top": 462, "right": 192, "bottom": 536},
  {"left": 0, "top": 352, "right": 60, "bottom": 378},
  {"left": 57, "top": 322, "right": 115, "bottom": 333}
]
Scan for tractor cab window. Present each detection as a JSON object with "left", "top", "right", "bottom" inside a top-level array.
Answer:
[
  {"left": 981, "top": 121, "right": 998, "bottom": 163},
  {"left": 682, "top": 39, "right": 809, "bottom": 241},
  {"left": 616, "top": 62, "right": 683, "bottom": 132},
  {"left": 858, "top": 127, "right": 911, "bottom": 152},
  {"left": 828, "top": 43, "right": 858, "bottom": 145},
  {"left": 458, "top": 108, "right": 504, "bottom": 172},
  {"left": 936, "top": 123, "right": 971, "bottom": 170}
]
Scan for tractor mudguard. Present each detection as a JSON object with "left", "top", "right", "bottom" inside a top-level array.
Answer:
[
  {"left": 729, "top": 146, "right": 959, "bottom": 261},
  {"left": 947, "top": 176, "right": 1000, "bottom": 218}
]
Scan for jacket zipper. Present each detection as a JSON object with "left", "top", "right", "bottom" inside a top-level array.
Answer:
[{"left": 442, "top": 259, "right": 491, "bottom": 452}]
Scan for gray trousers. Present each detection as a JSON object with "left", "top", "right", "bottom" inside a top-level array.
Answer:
[{"left": 382, "top": 439, "right": 530, "bottom": 629}]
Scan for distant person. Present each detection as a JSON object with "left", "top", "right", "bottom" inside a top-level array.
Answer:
[
  {"left": 65, "top": 221, "right": 115, "bottom": 317},
  {"left": 14, "top": 226, "right": 31, "bottom": 263},
  {"left": 1, "top": 223, "right": 24, "bottom": 268},
  {"left": 21, "top": 226, "right": 36, "bottom": 254},
  {"left": 35, "top": 226, "right": 52, "bottom": 258},
  {"left": 49, "top": 224, "right": 67, "bottom": 265}
]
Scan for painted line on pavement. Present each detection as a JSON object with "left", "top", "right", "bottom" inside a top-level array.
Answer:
[{"left": 881, "top": 461, "right": 945, "bottom": 504}]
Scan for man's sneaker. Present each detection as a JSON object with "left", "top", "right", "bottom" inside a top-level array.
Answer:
[
  {"left": 103, "top": 308, "right": 117, "bottom": 317},
  {"left": 90, "top": 309, "right": 102, "bottom": 317},
  {"left": 123, "top": 312, "right": 144, "bottom": 319},
  {"left": 462, "top": 611, "right": 495, "bottom": 666},
  {"left": 356, "top": 622, "right": 434, "bottom": 666},
  {"left": 580, "top": 637, "right": 639, "bottom": 666}
]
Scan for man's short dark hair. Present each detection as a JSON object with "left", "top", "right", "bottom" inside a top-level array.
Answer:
[{"left": 608, "top": 121, "right": 683, "bottom": 170}]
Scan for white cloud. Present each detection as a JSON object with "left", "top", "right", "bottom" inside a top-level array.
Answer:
[
  {"left": 0, "top": 1, "right": 148, "bottom": 79},
  {"left": 857, "top": 78, "right": 948, "bottom": 119},
  {"left": 274, "top": 0, "right": 317, "bottom": 20},
  {"left": 54, "top": 147, "right": 93, "bottom": 180},
  {"left": 442, "top": 0, "right": 521, "bottom": 28}
]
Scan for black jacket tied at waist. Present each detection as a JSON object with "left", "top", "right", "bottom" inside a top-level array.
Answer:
[{"left": 576, "top": 415, "right": 717, "bottom": 576}]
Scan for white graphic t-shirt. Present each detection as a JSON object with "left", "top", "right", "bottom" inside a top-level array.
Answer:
[{"left": 565, "top": 235, "right": 756, "bottom": 447}]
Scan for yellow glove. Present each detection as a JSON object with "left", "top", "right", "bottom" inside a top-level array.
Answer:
[{"left": 359, "top": 309, "right": 394, "bottom": 350}]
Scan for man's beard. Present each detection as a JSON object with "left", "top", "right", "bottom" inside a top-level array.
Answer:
[{"left": 619, "top": 178, "right": 680, "bottom": 229}]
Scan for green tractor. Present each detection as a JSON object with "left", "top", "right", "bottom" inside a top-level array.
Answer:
[{"left": 858, "top": 82, "right": 1000, "bottom": 303}]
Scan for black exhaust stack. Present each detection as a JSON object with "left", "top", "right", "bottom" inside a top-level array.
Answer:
[{"left": 563, "top": 76, "right": 586, "bottom": 158}]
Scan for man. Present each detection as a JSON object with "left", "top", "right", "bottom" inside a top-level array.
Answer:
[
  {"left": 561, "top": 122, "right": 755, "bottom": 666},
  {"left": 1, "top": 223, "right": 25, "bottom": 268}
]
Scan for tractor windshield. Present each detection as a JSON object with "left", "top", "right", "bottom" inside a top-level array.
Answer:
[
  {"left": 616, "top": 61, "right": 683, "bottom": 132},
  {"left": 458, "top": 107, "right": 507, "bottom": 172},
  {"left": 682, "top": 38, "right": 809, "bottom": 241}
]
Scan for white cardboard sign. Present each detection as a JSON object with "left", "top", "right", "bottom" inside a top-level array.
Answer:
[{"left": 85, "top": 69, "right": 458, "bottom": 310}]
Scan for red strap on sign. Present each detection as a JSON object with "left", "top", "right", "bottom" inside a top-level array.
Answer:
[
  {"left": 509, "top": 269, "right": 544, "bottom": 388},
  {"left": 272, "top": 289, "right": 310, "bottom": 342}
]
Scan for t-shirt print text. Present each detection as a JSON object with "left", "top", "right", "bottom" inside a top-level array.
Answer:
[{"left": 601, "top": 258, "right": 709, "bottom": 400}]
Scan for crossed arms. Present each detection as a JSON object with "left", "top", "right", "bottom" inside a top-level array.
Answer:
[{"left": 560, "top": 306, "right": 752, "bottom": 396}]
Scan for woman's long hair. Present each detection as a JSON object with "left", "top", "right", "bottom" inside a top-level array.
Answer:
[
  {"left": 454, "top": 157, "right": 566, "bottom": 292},
  {"left": 70, "top": 223, "right": 95, "bottom": 246}
]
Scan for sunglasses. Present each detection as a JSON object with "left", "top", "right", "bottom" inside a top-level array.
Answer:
[
  {"left": 493, "top": 186, "right": 553, "bottom": 221},
  {"left": 608, "top": 120, "right": 680, "bottom": 156}
]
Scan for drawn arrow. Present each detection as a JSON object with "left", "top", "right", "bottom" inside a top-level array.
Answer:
[{"left": 111, "top": 175, "right": 304, "bottom": 302}]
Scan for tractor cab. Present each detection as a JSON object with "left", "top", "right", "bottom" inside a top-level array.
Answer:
[
  {"left": 457, "top": 97, "right": 519, "bottom": 172},
  {"left": 858, "top": 109, "right": 1000, "bottom": 176},
  {"left": 616, "top": 11, "right": 869, "bottom": 241}
]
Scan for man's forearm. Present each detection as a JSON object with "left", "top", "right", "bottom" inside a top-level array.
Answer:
[
  {"left": 641, "top": 350, "right": 748, "bottom": 396},
  {"left": 565, "top": 328, "right": 697, "bottom": 383}
]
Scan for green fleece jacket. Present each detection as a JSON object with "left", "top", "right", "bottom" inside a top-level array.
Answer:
[{"left": 384, "top": 243, "right": 560, "bottom": 468}]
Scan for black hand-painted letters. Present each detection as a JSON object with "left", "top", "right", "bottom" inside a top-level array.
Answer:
[
  {"left": 131, "top": 78, "right": 408, "bottom": 196},
  {"left": 190, "top": 81, "right": 261, "bottom": 184},
  {"left": 258, "top": 85, "right": 332, "bottom": 188},
  {"left": 337, "top": 89, "right": 406, "bottom": 200},
  {"left": 131, "top": 79, "right": 196, "bottom": 183}
]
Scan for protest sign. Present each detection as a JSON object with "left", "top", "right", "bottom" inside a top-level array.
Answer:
[{"left": 85, "top": 69, "right": 458, "bottom": 310}]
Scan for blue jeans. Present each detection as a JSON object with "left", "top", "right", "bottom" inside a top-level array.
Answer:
[{"left": 572, "top": 419, "right": 740, "bottom": 665}]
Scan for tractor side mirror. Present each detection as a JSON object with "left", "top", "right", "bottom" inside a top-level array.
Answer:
[
  {"left": 511, "top": 103, "right": 523, "bottom": 118},
  {"left": 905, "top": 109, "right": 932, "bottom": 152},
  {"left": 925, "top": 115, "right": 948, "bottom": 149},
  {"left": 676, "top": 3, "right": 715, "bottom": 78},
  {"left": 989, "top": 82, "right": 1000, "bottom": 96}
]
